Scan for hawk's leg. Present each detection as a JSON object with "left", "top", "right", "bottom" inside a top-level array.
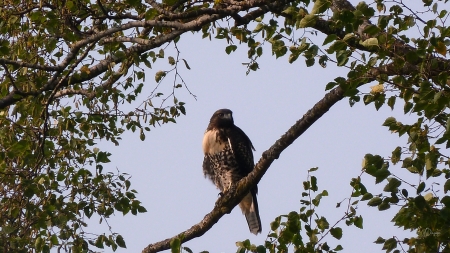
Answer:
[
  {"left": 214, "top": 193, "right": 231, "bottom": 214},
  {"left": 225, "top": 180, "right": 234, "bottom": 192},
  {"left": 214, "top": 182, "right": 236, "bottom": 214},
  {"left": 216, "top": 182, "right": 232, "bottom": 198}
]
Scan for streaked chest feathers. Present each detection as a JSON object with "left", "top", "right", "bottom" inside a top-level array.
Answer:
[{"left": 202, "top": 129, "right": 240, "bottom": 191}]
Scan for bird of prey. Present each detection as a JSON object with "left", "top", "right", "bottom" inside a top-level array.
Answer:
[{"left": 202, "top": 109, "right": 262, "bottom": 235}]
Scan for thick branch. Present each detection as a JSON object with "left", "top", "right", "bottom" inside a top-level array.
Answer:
[
  {"left": 0, "top": 58, "right": 63, "bottom": 72},
  {"left": 141, "top": 86, "right": 345, "bottom": 253},
  {"left": 53, "top": 88, "right": 94, "bottom": 99}
]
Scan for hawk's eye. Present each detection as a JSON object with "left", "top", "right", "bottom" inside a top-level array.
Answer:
[{"left": 218, "top": 113, "right": 224, "bottom": 117}]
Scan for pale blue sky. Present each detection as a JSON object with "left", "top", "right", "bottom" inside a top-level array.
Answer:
[{"left": 86, "top": 1, "right": 447, "bottom": 252}]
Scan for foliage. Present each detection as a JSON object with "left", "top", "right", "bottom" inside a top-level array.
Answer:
[
  {"left": 1, "top": 0, "right": 450, "bottom": 252},
  {"left": 236, "top": 168, "right": 352, "bottom": 253},
  {"left": 231, "top": 0, "right": 450, "bottom": 252}
]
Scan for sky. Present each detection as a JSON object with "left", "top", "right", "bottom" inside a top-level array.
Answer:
[{"left": 84, "top": 1, "right": 447, "bottom": 252}]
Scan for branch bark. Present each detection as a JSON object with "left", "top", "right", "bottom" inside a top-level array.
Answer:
[{"left": 141, "top": 86, "right": 345, "bottom": 253}]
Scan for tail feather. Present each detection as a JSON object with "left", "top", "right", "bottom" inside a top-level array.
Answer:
[{"left": 239, "top": 189, "right": 262, "bottom": 235}]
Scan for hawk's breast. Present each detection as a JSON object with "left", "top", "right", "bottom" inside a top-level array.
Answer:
[{"left": 202, "top": 129, "right": 229, "bottom": 155}]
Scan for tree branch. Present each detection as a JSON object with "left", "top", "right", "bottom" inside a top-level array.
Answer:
[
  {"left": 0, "top": 58, "right": 63, "bottom": 72},
  {"left": 141, "top": 86, "right": 346, "bottom": 253},
  {"left": 53, "top": 88, "right": 94, "bottom": 99}
]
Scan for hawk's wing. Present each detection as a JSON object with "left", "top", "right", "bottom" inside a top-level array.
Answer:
[
  {"left": 228, "top": 126, "right": 262, "bottom": 234},
  {"left": 228, "top": 126, "right": 255, "bottom": 177}
]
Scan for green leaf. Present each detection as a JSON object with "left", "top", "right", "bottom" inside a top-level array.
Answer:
[
  {"left": 387, "top": 96, "right": 396, "bottom": 110},
  {"left": 363, "top": 25, "right": 381, "bottom": 35},
  {"left": 155, "top": 70, "right": 166, "bottom": 82},
  {"left": 65, "top": 0, "right": 76, "bottom": 10},
  {"left": 441, "top": 196, "right": 450, "bottom": 207},
  {"left": 374, "top": 237, "right": 385, "bottom": 244},
  {"left": 24, "top": 187, "right": 35, "bottom": 198},
  {"left": 256, "top": 245, "right": 266, "bottom": 253},
  {"left": 182, "top": 59, "right": 191, "bottom": 70},
  {"left": 116, "top": 235, "right": 126, "bottom": 248},
  {"left": 327, "top": 41, "right": 347, "bottom": 54},
  {"left": 323, "top": 34, "right": 338, "bottom": 45},
  {"left": 168, "top": 56, "right": 175, "bottom": 65},
  {"left": 336, "top": 50, "right": 349, "bottom": 66},
  {"left": 391, "top": 146, "right": 401, "bottom": 164},
  {"left": 270, "top": 216, "right": 281, "bottom": 230},
  {"left": 361, "top": 192, "right": 373, "bottom": 201},
  {"left": 435, "top": 41, "right": 447, "bottom": 56},
  {"left": 253, "top": 23, "right": 264, "bottom": 33},
  {"left": 360, "top": 38, "right": 379, "bottom": 47},
  {"left": 256, "top": 47, "right": 263, "bottom": 57},
  {"left": 325, "top": 82, "right": 337, "bottom": 90},
  {"left": 225, "top": 45, "right": 237, "bottom": 54},
  {"left": 309, "top": 167, "right": 318, "bottom": 172},
  {"left": 444, "top": 179, "right": 450, "bottom": 193},
  {"left": 414, "top": 195, "right": 426, "bottom": 209},
  {"left": 183, "top": 247, "right": 194, "bottom": 253},
  {"left": 330, "top": 227, "right": 342, "bottom": 239},
  {"left": 35, "top": 237, "right": 43, "bottom": 251},
  {"left": 95, "top": 235, "right": 105, "bottom": 248},
  {"left": 299, "top": 14, "right": 317, "bottom": 28},
  {"left": 354, "top": 216, "right": 363, "bottom": 229},
  {"left": 305, "top": 58, "right": 315, "bottom": 67},
  {"left": 282, "top": 6, "right": 299, "bottom": 16},
  {"left": 401, "top": 157, "right": 413, "bottom": 168},
  {"left": 333, "top": 245, "right": 343, "bottom": 251},
  {"left": 96, "top": 152, "right": 111, "bottom": 163},
  {"left": 374, "top": 168, "right": 391, "bottom": 184},
  {"left": 382, "top": 238, "right": 397, "bottom": 251},
  {"left": 342, "top": 33, "right": 355, "bottom": 41},
  {"left": 311, "top": 0, "right": 331, "bottom": 14},
  {"left": 2, "top": 226, "right": 15, "bottom": 234},
  {"left": 316, "top": 216, "right": 329, "bottom": 230},
  {"left": 378, "top": 201, "right": 390, "bottom": 211},
  {"left": 170, "top": 238, "right": 181, "bottom": 253},
  {"left": 50, "top": 234, "right": 59, "bottom": 245},
  {"left": 368, "top": 197, "right": 382, "bottom": 206},
  {"left": 158, "top": 48, "right": 165, "bottom": 58},
  {"left": 382, "top": 117, "right": 396, "bottom": 127},
  {"left": 145, "top": 8, "right": 159, "bottom": 20},
  {"left": 404, "top": 101, "right": 413, "bottom": 114},
  {"left": 310, "top": 176, "right": 318, "bottom": 191},
  {"left": 417, "top": 182, "right": 425, "bottom": 194},
  {"left": 383, "top": 177, "right": 401, "bottom": 192},
  {"left": 401, "top": 189, "right": 408, "bottom": 197},
  {"left": 405, "top": 51, "right": 419, "bottom": 63}
]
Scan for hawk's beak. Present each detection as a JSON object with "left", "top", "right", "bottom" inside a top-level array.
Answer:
[{"left": 224, "top": 113, "right": 232, "bottom": 120}]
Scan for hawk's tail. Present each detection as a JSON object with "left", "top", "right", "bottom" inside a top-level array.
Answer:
[{"left": 239, "top": 190, "right": 262, "bottom": 235}]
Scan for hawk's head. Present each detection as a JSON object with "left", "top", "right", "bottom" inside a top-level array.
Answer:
[{"left": 208, "top": 109, "right": 234, "bottom": 129}]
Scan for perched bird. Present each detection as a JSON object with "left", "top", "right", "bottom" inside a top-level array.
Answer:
[{"left": 202, "top": 109, "right": 262, "bottom": 235}]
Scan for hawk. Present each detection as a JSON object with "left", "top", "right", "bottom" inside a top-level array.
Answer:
[{"left": 202, "top": 109, "right": 262, "bottom": 234}]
